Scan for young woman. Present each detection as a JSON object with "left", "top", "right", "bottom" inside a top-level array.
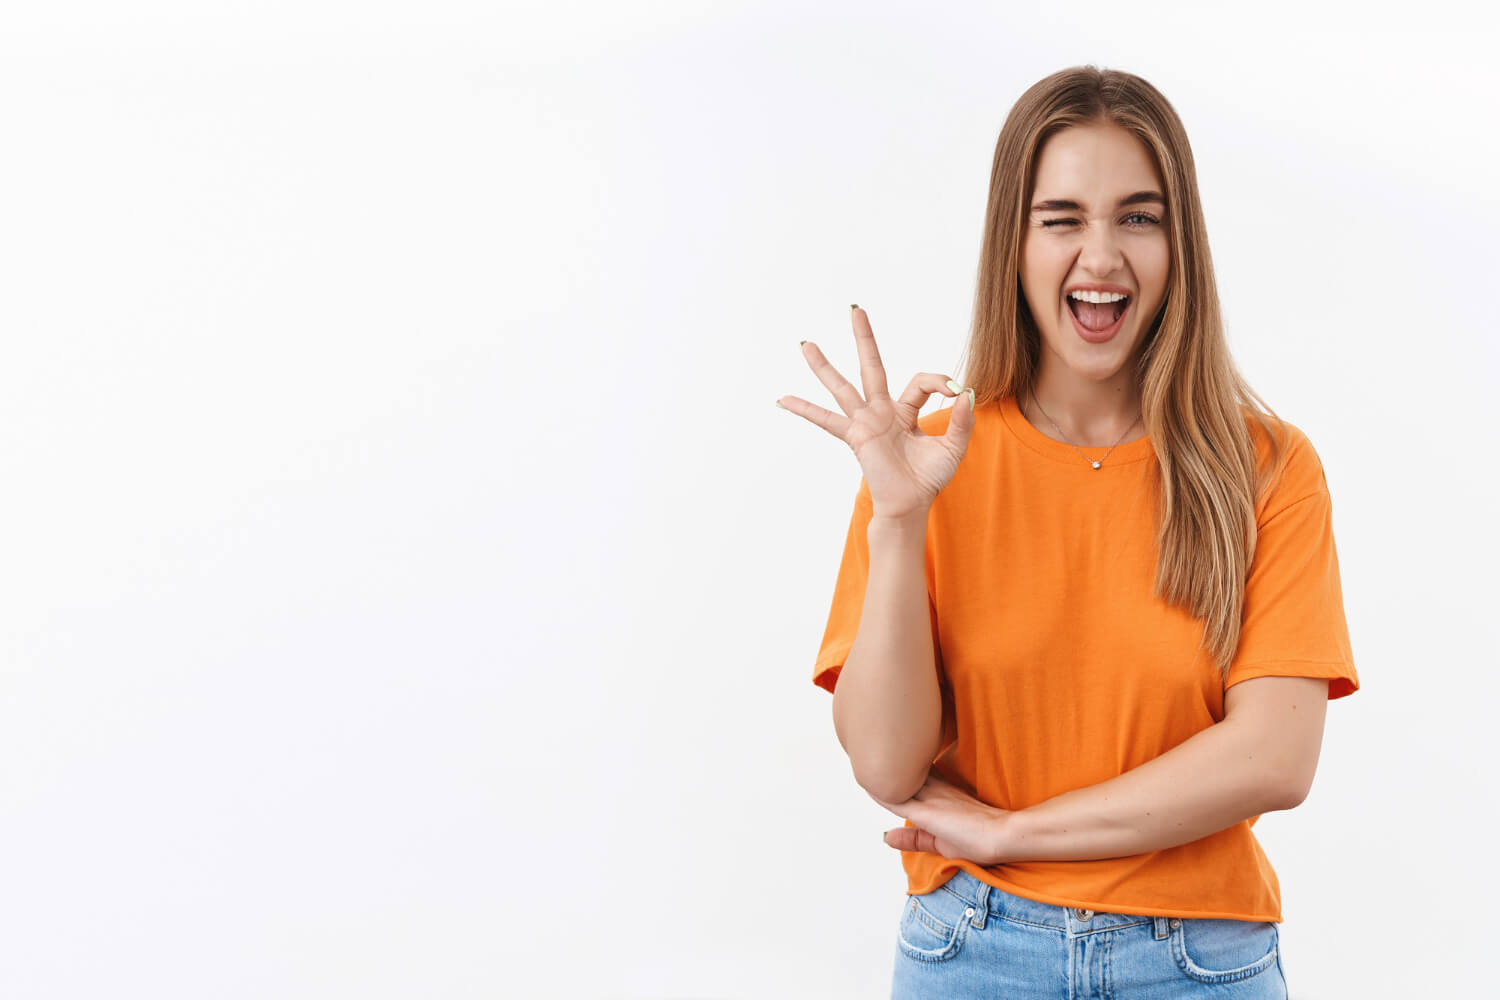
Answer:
[{"left": 776, "top": 66, "right": 1359, "bottom": 998}]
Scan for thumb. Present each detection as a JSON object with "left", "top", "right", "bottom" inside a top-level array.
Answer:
[
  {"left": 944, "top": 386, "right": 976, "bottom": 454},
  {"left": 882, "top": 827, "right": 934, "bottom": 852}
]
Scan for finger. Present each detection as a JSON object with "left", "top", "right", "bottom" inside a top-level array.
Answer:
[
  {"left": 850, "top": 306, "right": 892, "bottom": 403},
  {"left": 895, "top": 797, "right": 932, "bottom": 829},
  {"left": 895, "top": 372, "right": 962, "bottom": 415},
  {"left": 941, "top": 384, "right": 976, "bottom": 457},
  {"left": 919, "top": 772, "right": 971, "bottom": 801},
  {"left": 883, "top": 826, "right": 940, "bottom": 854},
  {"left": 776, "top": 393, "right": 852, "bottom": 441},
  {"left": 799, "top": 340, "right": 866, "bottom": 418}
]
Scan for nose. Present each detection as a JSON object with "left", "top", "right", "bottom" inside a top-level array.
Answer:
[{"left": 1077, "top": 219, "right": 1124, "bottom": 277}]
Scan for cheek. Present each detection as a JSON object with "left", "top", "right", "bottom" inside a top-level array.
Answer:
[
  {"left": 1140, "top": 240, "right": 1170, "bottom": 289},
  {"left": 1020, "top": 248, "right": 1066, "bottom": 293}
]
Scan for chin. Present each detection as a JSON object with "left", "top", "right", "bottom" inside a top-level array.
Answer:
[{"left": 1051, "top": 333, "right": 1141, "bottom": 377}]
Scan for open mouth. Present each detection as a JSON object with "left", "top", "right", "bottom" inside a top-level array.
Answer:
[{"left": 1066, "top": 295, "right": 1130, "bottom": 332}]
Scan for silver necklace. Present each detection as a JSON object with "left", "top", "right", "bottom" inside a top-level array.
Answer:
[{"left": 1028, "top": 388, "right": 1142, "bottom": 470}]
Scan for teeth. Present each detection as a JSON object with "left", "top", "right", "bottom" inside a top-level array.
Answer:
[{"left": 1067, "top": 289, "right": 1129, "bottom": 304}]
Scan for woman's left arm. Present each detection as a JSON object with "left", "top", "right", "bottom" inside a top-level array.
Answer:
[{"left": 878, "top": 676, "right": 1329, "bottom": 863}]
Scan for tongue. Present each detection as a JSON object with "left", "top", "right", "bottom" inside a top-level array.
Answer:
[{"left": 1070, "top": 298, "right": 1126, "bottom": 331}]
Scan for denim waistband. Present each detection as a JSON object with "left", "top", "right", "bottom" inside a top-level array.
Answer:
[{"left": 931, "top": 868, "right": 1175, "bottom": 940}]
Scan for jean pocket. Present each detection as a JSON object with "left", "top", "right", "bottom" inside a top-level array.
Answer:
[
  {"left": 895, "top": 883, "right": 974, "bottom": 964},
  {"left": 1170, "top": 917, "right": 1279, "bottom": 984}
]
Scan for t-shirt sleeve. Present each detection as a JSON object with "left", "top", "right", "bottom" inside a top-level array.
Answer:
[
  {"left": 1225, "top": 431, "right": 1359, "bottom": 700},
  {"left": 810, "top": 477, "right": 943, "bottom": 696}
]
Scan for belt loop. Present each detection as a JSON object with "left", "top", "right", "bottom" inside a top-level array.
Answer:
[
  {"left": 970, "top": 876, "right": 990, "bottom": 929},
  {"left": 1153, "top": 916, "right": 1170, "bottom": 940}
]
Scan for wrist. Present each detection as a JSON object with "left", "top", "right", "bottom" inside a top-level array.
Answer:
[
  {"left": 867, "top": 509, "right": 929, "bottom": 537},
  {"left": 991, "top": 805, "right": 1026, "bottom": 865}
]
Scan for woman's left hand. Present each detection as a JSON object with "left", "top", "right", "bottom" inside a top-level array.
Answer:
[{"left": 871, "top": 770, "right": 1015, "bottom": 866}]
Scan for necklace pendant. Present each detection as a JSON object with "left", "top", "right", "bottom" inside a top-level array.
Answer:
[{"left": 1091, "top": 460, "right": 1101, "bottom": 469}]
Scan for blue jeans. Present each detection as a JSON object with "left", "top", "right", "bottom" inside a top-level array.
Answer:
[{"left": 892, "top": 869, "right": 1288, "bottom": 999}]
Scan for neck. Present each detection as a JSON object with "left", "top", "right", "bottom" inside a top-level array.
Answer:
[{"left": 1023, "top": 377, "right": 1144, "bottom": 448}]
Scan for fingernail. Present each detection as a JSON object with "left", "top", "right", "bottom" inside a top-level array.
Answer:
[
  {"left": 850, "top": 303, "right": 859, "bottom": 311},
  {"left": 775, "top": 399, "right": 786, "bottom": 410},
  {"left": 965, "top": 387, "right": 975, "bottom": 410},
  {"left": 945, "top": 379, "right": 963, "bottom": 394},
  {"left": 799, "top": 340, "right": 807, "bottom": 346}
]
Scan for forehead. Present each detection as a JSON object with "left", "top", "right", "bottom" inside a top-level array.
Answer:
[{"left": 1032, "top": 122, "right": 1161, "bottom": 200}]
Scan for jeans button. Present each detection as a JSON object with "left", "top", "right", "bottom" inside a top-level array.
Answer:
[
  {"left": 1170, "top": 918, "right": 1181, "bottom": 929},
  {"left": 1074, "top": 908, "right": 1093, "bottom": 920}
]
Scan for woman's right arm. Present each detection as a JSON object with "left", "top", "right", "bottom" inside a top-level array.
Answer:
[
  {"left": 831, "top": 509, "right": 942, "bottom": 805},
  {"left": 777, "top": 304, "right": 974, "bottom": 804}
]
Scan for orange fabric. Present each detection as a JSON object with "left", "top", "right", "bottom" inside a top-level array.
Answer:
[{"left": 812, "top": 394, "right": 1358, "bottom": 922}]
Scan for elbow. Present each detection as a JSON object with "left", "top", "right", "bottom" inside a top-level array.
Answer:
[
  {"left": 830, "top": 684, "right": 941, "bottom": 805},
  {"left": 1268, "top": 768, "right": 1313, "bottom": 811},
  {"left": 1273, "top": 786, "right": 1308, "bottom": 812},
  {"left": 1282, "top": 777, "right": 1313, "bottom": 810},
  {"left": 852, "top": 759, "right": 930, "bottom": 806}
]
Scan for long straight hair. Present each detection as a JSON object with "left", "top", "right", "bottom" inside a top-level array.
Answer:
[{"left": 958, "top": 66, "right": 1291, "bottom": 683}]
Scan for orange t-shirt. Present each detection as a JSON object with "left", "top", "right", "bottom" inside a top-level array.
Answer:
[{"left": 811, "top": 394, "right": 1359, "bottom": 922}]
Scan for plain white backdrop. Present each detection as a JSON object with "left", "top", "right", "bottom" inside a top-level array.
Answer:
[{"left": 1, "top": 2, "right": 1495, "bottom": 997}]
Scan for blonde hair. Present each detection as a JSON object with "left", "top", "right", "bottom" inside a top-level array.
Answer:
[{"left": 957, "top": 65, "right": 1292, "bottom": 683}]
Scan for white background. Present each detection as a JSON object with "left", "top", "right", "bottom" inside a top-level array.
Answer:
[{"left": 1, "top": 2, "right": 1495, "bottom": 997}]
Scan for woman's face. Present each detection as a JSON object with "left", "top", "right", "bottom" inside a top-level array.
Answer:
[{"left": 1019, "top": 121, "right": 1170, "bottom": 389}]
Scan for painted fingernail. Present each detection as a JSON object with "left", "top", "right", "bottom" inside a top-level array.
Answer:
[
  {"left": 799, "top": 340, "right": 807, "bottom": 346},
  {"left": 966, "top": 387, "right": 975, "bottom": 410},
  {"left": 850, "top": 303, "right": 859, "bottom": 311},
  {"left": 946, "top": 379, "right": 963, "bottom": 394},
  {"left": 775, "top": 399, "right": 787, "bottom": 410}
]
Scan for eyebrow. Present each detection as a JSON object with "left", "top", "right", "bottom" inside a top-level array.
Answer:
[{"left": 1030, "top": 191, "right": 1166, "bottom": 212}]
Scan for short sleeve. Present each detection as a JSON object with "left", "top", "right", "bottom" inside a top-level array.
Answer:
[
  {"left": 1225, "top": 436, "right": 1359, "bottom": 700},
  {"left": 810, "top": 477, "right": 943, "bottom": 695}
]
